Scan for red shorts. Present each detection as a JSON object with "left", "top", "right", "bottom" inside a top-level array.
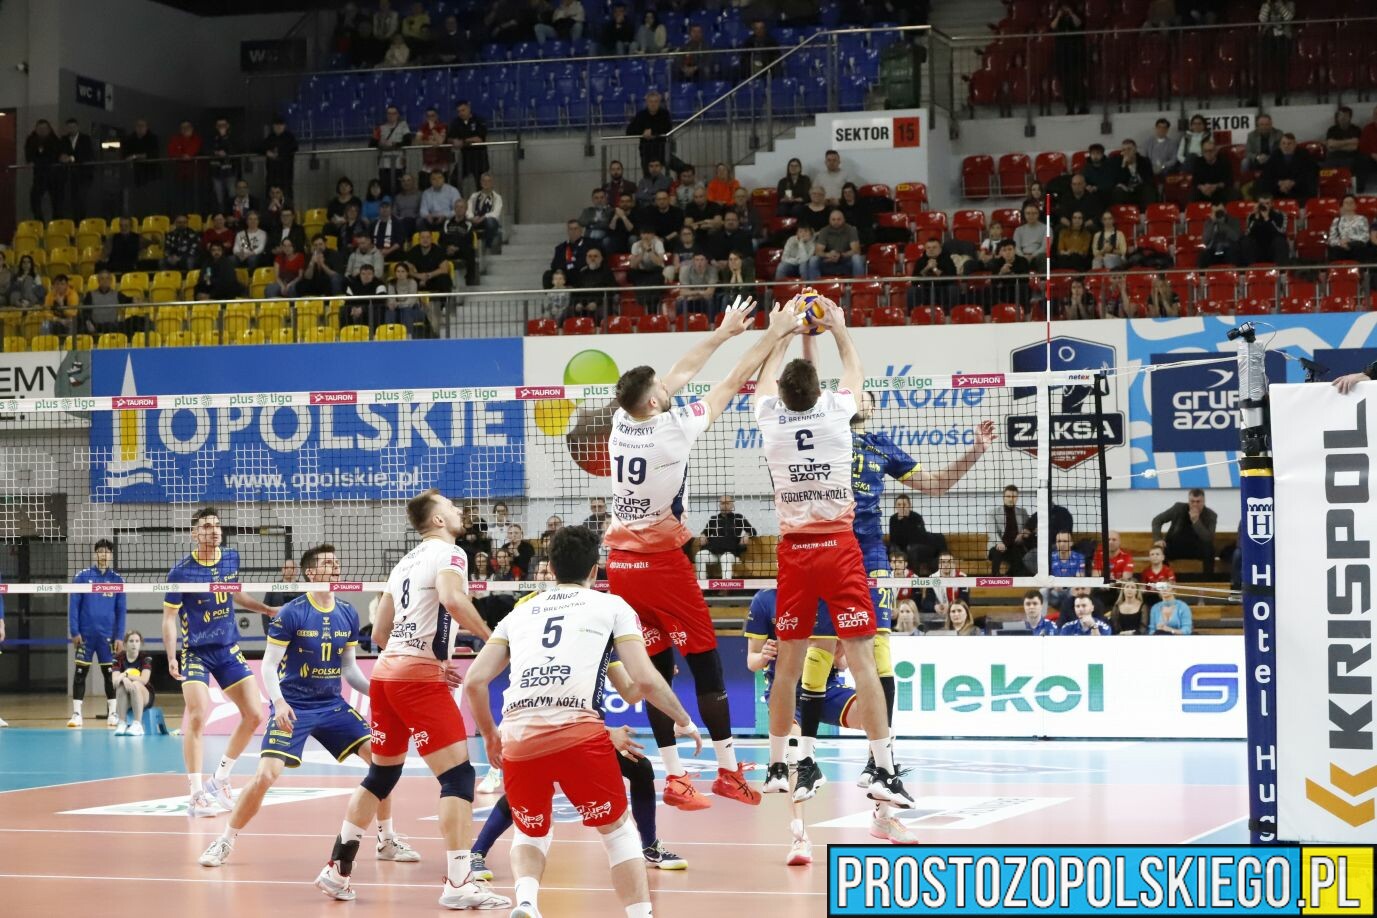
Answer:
[
  {"left": 607, "top": 546, "right": 717, "bottom": 656},
  {"left": 368, "top": 678, "right": 467, "bottom": 758},
  {"left": 503, "top": 732, "right": 629, "bottom": 838},
  {"left": 776, "top": 532, "right": 877, "bottom": 641}
]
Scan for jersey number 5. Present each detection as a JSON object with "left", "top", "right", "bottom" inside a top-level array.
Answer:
[
  {"left": 542, "top": 616, "right": 564, "bottom": 648},
  {"left": 795, "top": 429, "right": 814, "bottom": 451}
]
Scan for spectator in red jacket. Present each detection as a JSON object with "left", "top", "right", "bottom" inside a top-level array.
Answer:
[
  {"left": 167, "top": 120, "right": 203, "bottom": 215},
  {"left": 1091, "top": 530, "right": 1135, "bottom": 580}
]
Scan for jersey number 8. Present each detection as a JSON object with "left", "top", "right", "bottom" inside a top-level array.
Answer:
[{"left": 400, "top": 577, "right": 410, "bottom": 609}]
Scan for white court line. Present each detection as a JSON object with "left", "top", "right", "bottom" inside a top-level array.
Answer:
[
  {"left": 1179, "top": 816, "right": 1249, "bottom": 844},
  {"left": 0, "top": 873, "right": 823, "bottom": 896},
  {"left": 0, "top": 772, "right": 166, "bottom": 795}
]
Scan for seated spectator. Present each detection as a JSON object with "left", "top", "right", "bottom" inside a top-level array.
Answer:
[
  {"left": 402, "top": 2, "right": 432, "bottom": 53},
  {"left": 441, "top": 200, "right": 477, "bottom": 285},
  {"left": 892, "top": 600, "right": 920, "bottom": 636},
  {"left": 385, "top": 261, "right": 425, "bottom": 333},
  {"left": 1112, "top": 138, "right": 1156, "bottom": 206},
  {"left": 466, "top": 172, "right": 503, "bottom": 255},
  {"left": 1198, "top": 204, "right": 1242, "bottom": 268},
  {"left": 1145, "top": 117, "right": 1178, "bottom": 176},
  {"left": 799, "top": 185, "right": 831, "bottom": 232},
  {"left": 1059, "top": 594, "right": 1112, "bottom": 635},
  {"left": 601, "top": 3, "right": 634, "bottom": 55},
  {"left": 162, "top": 215, "right": 200, "bottom": 271},
  {"left": 1097, "top": 273, "right": 1133, "bottom": 318},
  {"left": 942, "top": 599, "right": 980, "bottom": 636},
  {"left": 296, "top": 235, "right": 345, "bottom": 296},
  {"left": 1142, "top": 274, "right": 1180, "bottom": 318},
  {"left": 632, "top": 9, "right": 667, "bottom": 53},
  {"left": 391, "top": 172, "right": 422, "bottom": 235},
  {"left": 1013, "top": 204, "right": 1048, "bottom": 269},
  {"left": 572, "top": 247, "right": 616, "bottom": 320},
  {"left": 500, "top": 524, "right": 536, "bottom": 576},
  {"left": 1091, "top": 211, "right": 1127, "bottom": 270},
  {"left": 889, "top": 494, "right": 945, "bottom": 573},
  {"left": 484, "top": 0, "right": 532, "bottom": 44},
  {"left": 676, "top": 252, "right": 717, "bottom": 315},
  {"left": 1328, "top": 193, "right": 1372, "bottom": 261},
  {"left": 1259, "top": 133, "right": 1317, "bottom": 203},
  {"left": 990, "top": 239, "right": 1032, "bottom": 305},
  {"left": 706, "top": 210, "right": 754, "bottom": 269},
  {"left": 602, "top": 159, "right": 637, "bottom": 209},
  {"left": 579, "top": 188, "right": 613, "bottom": 248},
  {"left": 695, "top": 494, "right": 756, "bottom": 580},
  {"left": 777, "top": 157, "right": 811, "bottom": 216},
  {"left": 1141, "top": 544, "right": 1175, "bottom": 590},
  {"left": 546, "top": 269, "right": 573, "bottom": 318},
  {"left": 194, "top": 243, "right": 246, "bottom": 301},
  {"left": 1021, "top": 180, "right": 1047, "bottom": 214},
  {"left": 201, "top": 213, "right": 234, "bottom": 256},
  {"left": 111, "top": 630, "right": 154, "bottom": 735},
  {"left": 340, "top": 262, "right": 387, "bottom": 329},
  {"left": 326, "top": 177, "right": 362, "bottom": 227},
  {"left": 419, "top": 169, "right": 461, "bottom": 229},
  {"left": 1324, "top": 106, "right": 1363, "bottom": 177},
  {"left": 1191, "top": 140, "right": 1235, "bottom": 203},
  {"left": 1054, "top": 174, "right": 1104, "bottom": 232},
  {"left": 228, "top": 179, "right": 257, "bottom": 229},
  {"left": 839, "top": 182, "right": 875, "bottom": 247},
  {"left": 379, "top": 33, "right": 411, "bottom": 68},
  {"left": 1054, "top": 211, "right": 1093, "bottom": 270},
  {"left": 349, "top": 18, "right": 384, "bottom": 66},
  {"left": 373, "top": 0, "right": 399, "bottom": 40},
  {"left": 361, "top": 179, "right": 386, "bottom": 222},
  {"left": 346, "top": 231, "right": 385, "bottom": 279},
  {"left": 6, "top": 254, "right": 44, "bottom": 307},
  {"left": 627, "top": 229, "right": 668, "bottom": 309},
  {"left": 973, "top": 220, "right": 1007, "bottom": 272},
  {"left": 806, "top": 209, "right": 865, "bottom": 279},
  {"left": 634, "top": 159, "right": 672, "bottom": 207},
  {"left": 1092, "top": 530, "right": 1136, "bottom": 580},
  {"left": 370, "top": 201, "right": 404, "bottom": 261},
  {"left": 1110, "top": 577, "right": 1147, "bottom": 634},
  {"left": 1152, "top": 487, "right": 1217, "bottom": 574},
  {"left": 1245, "top": 113, "right": 1282, "bottom": 174},
  {"left": 642, "top": 190, "right": 686, "bottom": 243},
  {"left": 814, "top": 149, "right": 855, "bottom": 205},
  {"left": 333, "top": 202, "right": 369, "bottom": 252},
  {"left": 1057, "top": 276, "right": 1097, "bottom": 320},
  {"left": 582, "top": 497, "right": 611, "bottom": 537},
  {"left": 716, "top": 251, "right": 755, "bottom": 312},
  {"left": 1241, "top": 194, "right": 1289, "bottom": 266},
  {"left": 675, "top": 23, "right": 709, "bottom": 82},
  {"left": 433, "top": 14, "right": 469, "bottom": 63},
  {"left": 103, "top": 216, "right": 142, "bottom": 274},
  {"left": 730, "top": 187, "right": 760, "bottom": 242},
  {"left": 1047, "top": 530, "right": 1086, "bottom": 610},
  {"left": 919, "top": 552, "right": 969, "bottom": 621},
  {"left": 546, "top": 219, "right": 591, "bottom": 287},
  {"left": 263, "top": 186, "right": 288, "bottom": 229},
  {"left": 232, "top": 211, "right": 270, "bottom": 269},
  {"left": 407, "top": 228, "right": 452, "bottom": 293},
  {"left": 263, "top": 237, "right": 306, "bottom": 299},
  {"left": 1149, "top": 580, "right": 1193, "bottom": 635},
  {"left": 682, "top": 186, "right": 723, "bottom": 243},
  {"left": 988, "top": 484, "right": 1032, "bottom": 575},
  {"left": 269, "top": 208, "right": 307, "bottom": 258},
  {"left": 909, "top": 237, "right": 958, "bottom": 307},
  {"left": 606, "top": 192, "right": 637, "bottom": 254},
  {"left": 776, "top": 224, "right": 815, "bottom": 280},
  {"left": 1081, "top": 143, "right": 1117, "bottom": 197},
  {"left": 665, "top": 226, "right": 697, "bottom": 281},
  {"left": 1021, "top": 591, "right": 1059, "bottom": 634},
  {"left": 707, "top": 162, "right": 740, "bottom": 207},
  {"left": 672, "top": 165, "right": 704, "bottom": 209},
  {"left": 888, "top": 549, "right": 914, "bottom": 601},
  {"left": 1177, "top": 113, "right": 1209, "bottom": 166},
  {"left": 81, "top": 268, "right": 139, "bottom": 336}
]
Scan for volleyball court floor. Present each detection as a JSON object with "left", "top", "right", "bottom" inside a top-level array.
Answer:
[{"left": 0, "top": 718, "right": 1248, "bottom": 916}]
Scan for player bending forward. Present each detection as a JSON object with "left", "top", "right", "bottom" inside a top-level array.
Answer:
[
  {"left": 604, "top": 296, "right": 798, "bottom": 809},
  {"left": 754, "top": 296, "right": 914, "bottom": 808},
  {"left": 464, "top": 525, "right": 703, "bottom": 918},
  {"left": 313, "top": 490, "right": 510, "bottom": 910},
  {"left": 199, "top": 544, "right": 418, "bottom": 868}
]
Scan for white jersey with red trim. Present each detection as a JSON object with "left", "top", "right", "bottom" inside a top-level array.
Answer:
[
  {"left": 603, "top": 403, "right": 713, "bottom": 552},
  {"left": 758, "top": 389, "right": 858, "bottom": 535},
  {"left": 491, "top": 586, "right": 644, "bottom": 745},
  {"left": 376, "top": 538, "right": 468, "bottom": 677}
]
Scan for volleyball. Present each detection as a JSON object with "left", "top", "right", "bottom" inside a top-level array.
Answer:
[{"left": 795, "top": 287, "right": 827, "bottom": 335}]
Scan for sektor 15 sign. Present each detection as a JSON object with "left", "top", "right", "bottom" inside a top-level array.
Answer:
[{"left": 831, "top": 116, "right": 921, "bottom": 150}]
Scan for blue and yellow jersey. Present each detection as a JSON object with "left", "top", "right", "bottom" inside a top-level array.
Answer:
[
  {"left": 69, "top": 566, "right": 127, "bottom": 640},
  {"left": 165, "top": 548, "right": 241, "bottom": 650},
  {"left": 851, "top": 430, "right": 919, "bottom": 546},
  {"left": 267, "top": 594, "right": 361, "bottom": 706},
  {"left": 744, "top": 589, "right": 842, "bottom": 697}
]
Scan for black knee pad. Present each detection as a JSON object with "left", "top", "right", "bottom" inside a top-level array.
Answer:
[
  {"left": 685, "top": 650, "right": 725, "bottom": 696},
  {"left": 360, "top": 763, "right": 404, "bottom": 801},
  {"left": 438, "top": 761, "right": 475, "bottom": 801},
  {"left": 649, "top": 648, "right": 675, "bottom": 682},
  {"left": 619, "top": 750, "right": 656, "bottom": 788}
]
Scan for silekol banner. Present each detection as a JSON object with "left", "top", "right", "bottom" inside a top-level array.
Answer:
[{"left": 1273, "top": 382, "right": 1377, "bottom": 843}]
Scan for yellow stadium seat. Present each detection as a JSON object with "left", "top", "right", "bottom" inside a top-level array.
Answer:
[
  {"left": 149, "top": 287, "right": 178, "bottom": 303},
  {"left": 16, "top": 219, "right": 44, "bottom": 240},
  {"left": 25, "top": 249, "right": 47, "bottom": 271},
  {"left": 96, "top": 332, "right": 129, "bottom": 349},
  {"left": 299, "top": 324, "right": 337, "bottom": 343},
  {"left": 63, "top": 334, "right": 94, "bottom": 352},
  {"left": 257, "top": 301, "right": 290, "bottom": 335},
  {"left": 75, "top": 232, "right": 103, "bottom": 253},
  {"left": 295, "top": 298, "right": 325, "bottom": 324},
  {"left": 197, "top": 331, "right": 221, "bottom": 346},
  {"left": 375, "top": 323, "right": 408, "bottom": 341},
  {"left": 47, "top": 247, "right": 78, "bottom": 278},
  {"left": 181, "top": 269, "right": 200, "bottom": 299},
  {"left": 140, "top": 215, "right": 170, "bottom": 241},
  {"left": 238, "top": 328, "right": 266, "bottom": 345},
  {"left": 184, "top": 214, "right": 204, "bottom": 232},
  {"left": 0, "top": 308, "right": 22, "bottom": 337},
  {"left": 304, "top": 208, "right": 328, "bottom": 225},
  {"left": 233, "top": 267, "right": 249, "bottom": 288},
  {"left": 129, "top": 330, "right": 161, "bottom": 348},
  {"left": 140, "top": 244, "right": 164, "bottom": 263},
  {"left": 324, "top": 235, "right": 339, "bottom": 251},
  {"left": 12, "top": 236, "right": 40, "bottom": 255},
  {"left": 44, "top": 232, "right": 72, "bottom": 252},
  {"left": 119, "top": 272, "right": 150, "bottom": 294},
  {"left": 78, "top": 217, "right": 108, "bottom": 237},
  {"left": 47, "top": 219, "right": 75, "bottom": 238},
  {"left": 189, "top": 303, "right": 221, "bottom": 337},
  {"left": 30, "top": 334, "right": 60, "bottom": 352},
  {"left": 21, "top": 311, "right": 52, "bottom": 339},
  {"left": 272, "top": 327, "right": 294, "bottom": 344},
  {"left": 249, "top": 266, "right": 277, "bottom": 300},
  {"left": 339, "top": 324, "right": 371, "bottom": 342},
  {"left": 122, "top": 304, "right": 153, "bottom": 324},
  {"left": 164, "top": 330, "right": 195, "bottom": 347},
  {"left": 3, "top": 335, "right": 28, "bottom": 352},
  {"left": 303, "top": 221, "right": 325, "bottom": 242},
  {"left": 223, "top": 302, "right": 254, "bottom": 339},
  {"left": 155, "top": 305, "right": 189, "bottom": 338},
  {"left": 153, "top": 270, "right": 182, "bottom": 289},
  {"left": 77, "top": 247, "right": 102, "bottom": 278}
]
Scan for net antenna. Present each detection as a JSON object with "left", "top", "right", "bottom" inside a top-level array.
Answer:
[{"left": 1234, "top": 319, "right": 1278, "bottom": 844}]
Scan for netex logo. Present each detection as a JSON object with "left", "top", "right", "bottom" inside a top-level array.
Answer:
[
  {"left": 113, "top": 396, "right": 158, "bottom": 409},
  {"left": 310, "top": 391, "right": 357, "bottom": 405},
  {"left": 1180, "top": 663, "right": 1238, "bottom": 713},
  {"left": 1307, "top": 762, "right": 1377, "bottom": 828}
]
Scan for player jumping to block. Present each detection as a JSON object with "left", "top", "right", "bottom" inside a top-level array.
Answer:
[
  {"left": 163, "top": 508, "right": 279, "bottom": 818},
  {"left": 68, "top": 539, "right": 127, "bottom": 728},
  {"left": 313, "top": 490, "right": 510, "bottom": 910},
  {"left": 464, "top": 525, "right": 704, "bottom": 918},
  {"left": 754, "top": 296, "right": 914, "bottom": 808},
  {"left": 605, "top": 296, "right": 800, "bottom": 810},
  {"left": 199, "top": 544, "right": 419, "bottom": 868}
]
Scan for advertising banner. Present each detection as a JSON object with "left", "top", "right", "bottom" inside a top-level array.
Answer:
[{"left": 1273, "top": 382, "right": 1377, "bottom": 842}]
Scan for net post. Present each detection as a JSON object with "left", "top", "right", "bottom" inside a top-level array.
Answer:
[
  {"left": 1035, "top": 369, "right": 1051, "bottom": 588},
  {"left": 1093, "top": 370, "right": 1111, "bottom": 583},
  {"left": 1233, "top": 321, "right": 1278, "bottom": 845}
]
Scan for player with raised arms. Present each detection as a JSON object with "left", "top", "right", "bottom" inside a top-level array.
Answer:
[
  {"left": 604, "top": 296, "right": 800, "bottom": 809},
  {"left": 312, "top": 490, "right": 510, "bottom": 910},
  {"left": 162, "top": 507, "right": 279, "bottom": 817},
  {"left": 464, "top": 525, "right": 703, "bottom": 918},
  {"left": 199, "top": 544, "right": 419, "bottom": 869},
  {"left": 753, "top": 297, "right": 914, "bottom": 808}
]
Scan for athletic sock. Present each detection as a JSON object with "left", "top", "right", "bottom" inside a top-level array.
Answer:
[
  {"left": 799, "top": 691, "right": 824, "bottom": 746},
  {"left": 880, "top": 674, "right": 896, "bottom": 727},
  {"left": 189, "top": 774, "right": 204, "bottom": 794},
  {"left": 769, "top": 733, "right": 788, "bottom": 766},
  {"left": 712, "top": 738, "right": 738, "bottom": 772},
  {"left": 446, "top": 849, "right": 471, "bottom": 886},
  {"left": 798, "top": 736, "right": 816, "bottom": 760},
  {"left": 626, "top": 903, "right": 653, "bottom": 918},
  {"left": 660, "top": 745, "right": 683, "bottom": 777},
  {"left": 213, "top": 755, "right": 237, "bottom": 782},
  {"left": 221, "top": 826, "right": 240, "bottom": 844},
  {"left": 378, "top": 818, "right": 396, "bottom": 841},
  {"left": 785, "top": 736, "right": 800, "bottom": 766},
  {"left": 790, "top": 817, "right": 804, "bottom": 839},
  {"left": 106, "top": 697, "right": 117, "bottom": 715},
  {"left": 874, "top": 801, "right": 892, "bottom": 820},
  {"left": 73, "top": 699, "right": 82, "bottom": 716},
  {"left": 515, "top": 876, "right": 540, "bottom": 907},
  {"left": 340, "top": 820, "right": 366, "bottom": 844},
  {"left": 869, "top": 737, "right": 895, "bottom": 773}
]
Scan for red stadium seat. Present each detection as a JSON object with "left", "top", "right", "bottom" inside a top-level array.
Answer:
[
  {"left": 951, "top": 209, "right": 988, "bottom": 245},
  {"left": 767, "top": 216, "right": 798, "bottom": 245},
  {"left": 603, "top": 315, "right": 635, "bottom": 333},
  {"left": 1145, "top": 203, "right": 1180, "bottom": 238},
  {"left": 962, "top": 155, "right": 995, "bottom": 199},
  {"left": 751, "top": 187, "right": 779, "bottom": 223},
  {"left": 1236, "top": 297, "right": 1273, "bottom": 316},
  {"left": 1304, "top": 198, "right": 1341, "bottom": 229},
  {"left": 865, "top": 243, "right": 901, "bottom": 276},
  {"left": 1201, "top": 270, "right": 1238, "bottom": 302},
  {"left": 895, "top": 182, "right": 927, "bottom": 217},
  {"left": 872, "top": 306, "right": 907, "bottom": 327},
  {"left": 848, "top": 307, "right": 873, "bottom": 327},
  {"left": 1162, "top": 174, "right": 1193, "bottom": 208},
  {"left": 1356, "top": 196, "right": 1377, "bottom": 222},
  {"left": 755, "top": 247, "right": 782, "bottom": 279},
  {"left": 873, "top": 211, "right": 913, "bottom": 244},
  {"left": 991, "top": 303, "right": 1022, "bottom": 323},
  {"left": 1287, "top": 277, "right": 1318, "bottom": 301},
  {"left": 966, "top": 68, "right": 1004, "bottom": 110},
  {"left": 1295, "top": 229, "right": 1328, "bottom": 262},
  {"left": 1321, "top": 295, "right": 1354, "bottom": 313},
  {"left": 526, "top": 318, "right": 558, "bottom": 336},
  {"left": 637, "top": 314, "right": 670, "bottom": 333},
  {"left": 562, "top": 316, "right": 596, "bottom": 335},
  {"left": 618, "top": 301, "right": 646, "bottom": 319},
  {"left": 1184, "top": 202, "right": 1214, "bottom": 236},
  {"left": 912, "top": 211, "right": 948, "bottom": 244},
  {"left": 991, "top": 207, "right": 1023, "bottom": 229},
  {"left": 1330, "top": 266, "right": 1362, "bottom": 298},
  {"left": 950, "top": 304, "right": 985, "bottom": 325},
  {"left": 681, "top": 313, "right": 710, "bottom": 332},
  {"left": 1070, "top": 150, "right": 1088, "bottom": 174},
  {"left": 1279, "top": 296, "right": 1313, "bottom": 315},
  {"left": 850, "top": 284, "right": 884, "bottom": 310},
  {"left": 1034, "top": 151, "right": 1068, "bottom": 187},
  {"left": 997, "top": 153, "right": 1032, "bottom": 197},
  {"left": 1109, "top": 204, "right": 1141, "bottom": 235},
  {"left": 1242, "top": 268, "right": 1278, "bottom": 299},
  {"left": 910, "top": 305, "right": 945, "bottom": 325},
  {"left": 1300, "top": 140, "right": 1327, "bottom": 162},
  {"left": 858, "top": 184, "right": 894, "bottom": 213},
  {"left": 813, "top": 281, "right": 845, "bottom": 303}
]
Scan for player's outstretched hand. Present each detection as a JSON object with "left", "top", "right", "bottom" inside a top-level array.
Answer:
[
  {"left": 482, "top": 729, "right": 503, "bottom": 767},
  {"left": 974, "top": 419, "right": 997, "bottom": 448},
  {"left": 1334, "top": 371, "right": 1368, "bottom": 395},
  {"left": 768, "top": 299, "right": 805, "bottom": 337},
  {"left": 673, "top": 719, "right": 704, "bottom": 756},
  {"left": 609, "top": 725, "right": 646, "bottom": 760},
  {"left": 275, "top": 701, "right": 297, "bottom": 731},
  {"left": 717, "top": 295, "right": 757, "bottom": 337},
  {"left": 818, "top": 296, "right": 847, "bottom": 330}
]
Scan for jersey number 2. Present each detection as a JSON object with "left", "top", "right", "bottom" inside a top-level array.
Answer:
[
  {"left": 542, "top": 616, "right": 564, "bottom": 648},
  {"left": 795, "top": 429, "right": 814, "bottom": 451}
]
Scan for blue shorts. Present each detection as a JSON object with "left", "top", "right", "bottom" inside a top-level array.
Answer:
[
  {"left": 181, "top": 643, "right": 253, "bottom": 691},
  {"left": 785, "top": 684, "right": 858, "bottom": 729},
  {"left": 74, "top": 634, "right": 114, "bottom": 665},
  {"left": 262, "top": 700, "right": 370, "bottom": 766},
  {"left": 812, "top": 539, "right": 893, "bottom": 637}
]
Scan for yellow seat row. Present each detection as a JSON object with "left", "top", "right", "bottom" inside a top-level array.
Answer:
[
  {"left": 13, "top": 215, "right": 204, "bottom": 251},
  {"left": 5, "top": 321, "right": 413, "bottom": 353}
]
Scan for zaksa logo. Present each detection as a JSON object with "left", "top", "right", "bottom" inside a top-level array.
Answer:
[
  {"left": 1180, "top": 663, "right": 1239, "bottom": 713},
  {"left": 512, "top": 806, "right": 546, "bottom": 830},
  {"left": 1010, "top": 338, "right": 1125, "bottom": 470},
  {"left": 575, "top": 801, "right": 614, "bottom": 821}
]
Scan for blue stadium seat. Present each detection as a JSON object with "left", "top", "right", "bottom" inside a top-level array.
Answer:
[
  {"left": 566, "top": 98, "right": 589, "bottom": 124},
  {"left": 589, "top": 73, "right": 611, "bottom": 97},
  {"left": 481, "top": 42, "right": 506, "bottom": 61},
  {"left": 532, "top": 97, "right": 562, "bottom": 127},
  {"left": 820, "top": 2, "right": 843, "bottom": 27},
  {"left": 718, "top": 20, "right": 748, "bottom": 46},
  {"left": 839, "top": 82, "right": 868, "bottom": 110},
  {"left": 541, "top": 40, "right": 570, "bottom": 59},
  {"left": 511, "top": 41, "right": 538, "bottom": 61}
]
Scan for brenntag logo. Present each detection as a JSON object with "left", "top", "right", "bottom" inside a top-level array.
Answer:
[{"left": 1180, "top": 663, "right": 1239, "bottom": 713}]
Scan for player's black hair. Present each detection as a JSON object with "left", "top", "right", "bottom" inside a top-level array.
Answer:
[
  {"left": 94, "top": 538, "right": 114, "bottom": 552},
  {"left": 1023, "top": 589, "right": 1043, "bottom": 602},
  {"left": 616, "top": 365, "right": 658, "bottom": 413},
  {"left": 1003, "top": 484, "right": 1020, "bottom": 493},
  {"left": 406, "top": 488, "right": 443, "bottom": 533},
  {"left": 191, "top": 506, "right": 220, "bottom": 525},
  {"left": 549, "top": 526, "right": 600, "bottom": 583},
  {"left": 301, "top": 544, "right": 336, "bottom": 575},
  {"left": 777, "top": 358, "right": 821, "bottom": 412}
]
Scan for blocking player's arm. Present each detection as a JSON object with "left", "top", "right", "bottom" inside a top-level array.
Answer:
[
  {"left": 615, "top": 634, "right": 702, "bottom": 753},
  {"left": 700, "top": 299, "right": 804, "bottom": 421},
  {"left": 437, "top": 568, "right": 490, "bottom": 641},
  {"left": 903, "top": 421, "right": 997, "bottom": 496},
  {"left": 753, "top": 327, "right": 796, "bottom": 400},
  {"left": 660, "top": 294, "right": 757, "bottom": 396},
  {"left": 819, "top": 297, "right": 864, "bottom": 397},
  {"left": 606, "top": 659, "right": 643, "bottom": 704}
]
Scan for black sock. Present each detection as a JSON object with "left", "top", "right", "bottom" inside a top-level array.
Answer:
[
  {"left": 102, "top": 665, "right": 116, "bottom": 701},
  {"left": 622, "top": 756, "right": 659, "bottom": 849},
  {"left": 331, "top": 836, "right": 361, "bottom": 876},
  {"left": 799, "top": 690, "right": 825, "bottom": 749},
  {"left": 72, "top": 666, "right": 85, "bottom": 702},
  {"left": 880, "top": 674, "right": 896, "bottom": 728},
  {"left": 644, "top": 649, "right": 677, "bottom": 749}
]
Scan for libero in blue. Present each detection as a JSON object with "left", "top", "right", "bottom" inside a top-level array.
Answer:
[{"left": 69, "top": 565, "right": 127, "bottom": 665}]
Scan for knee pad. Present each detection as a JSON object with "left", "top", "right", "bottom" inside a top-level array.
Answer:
[
  {"left": 512, "top": 826, "right": 553, "bottom": 854},
  {"left": 685, "top": 650, "right": 725, "bottom": 696},
  {"left": 874, "top": 632, "right": 893, "bottom": 679},
  {"left": 649, "top": 648, "right": 675, "bottom": 683},
  {"left": 802, "top": 645, "right": 835, "bottom": 694},
  {"left": 438, "top": 761, "right": 476, "bottom": 801},
  {"left": 601, "top": 816, "right": 643, "bottom": 867},
  {"left": 360, "top": 762, "right": 404, "bottom": 801}
]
